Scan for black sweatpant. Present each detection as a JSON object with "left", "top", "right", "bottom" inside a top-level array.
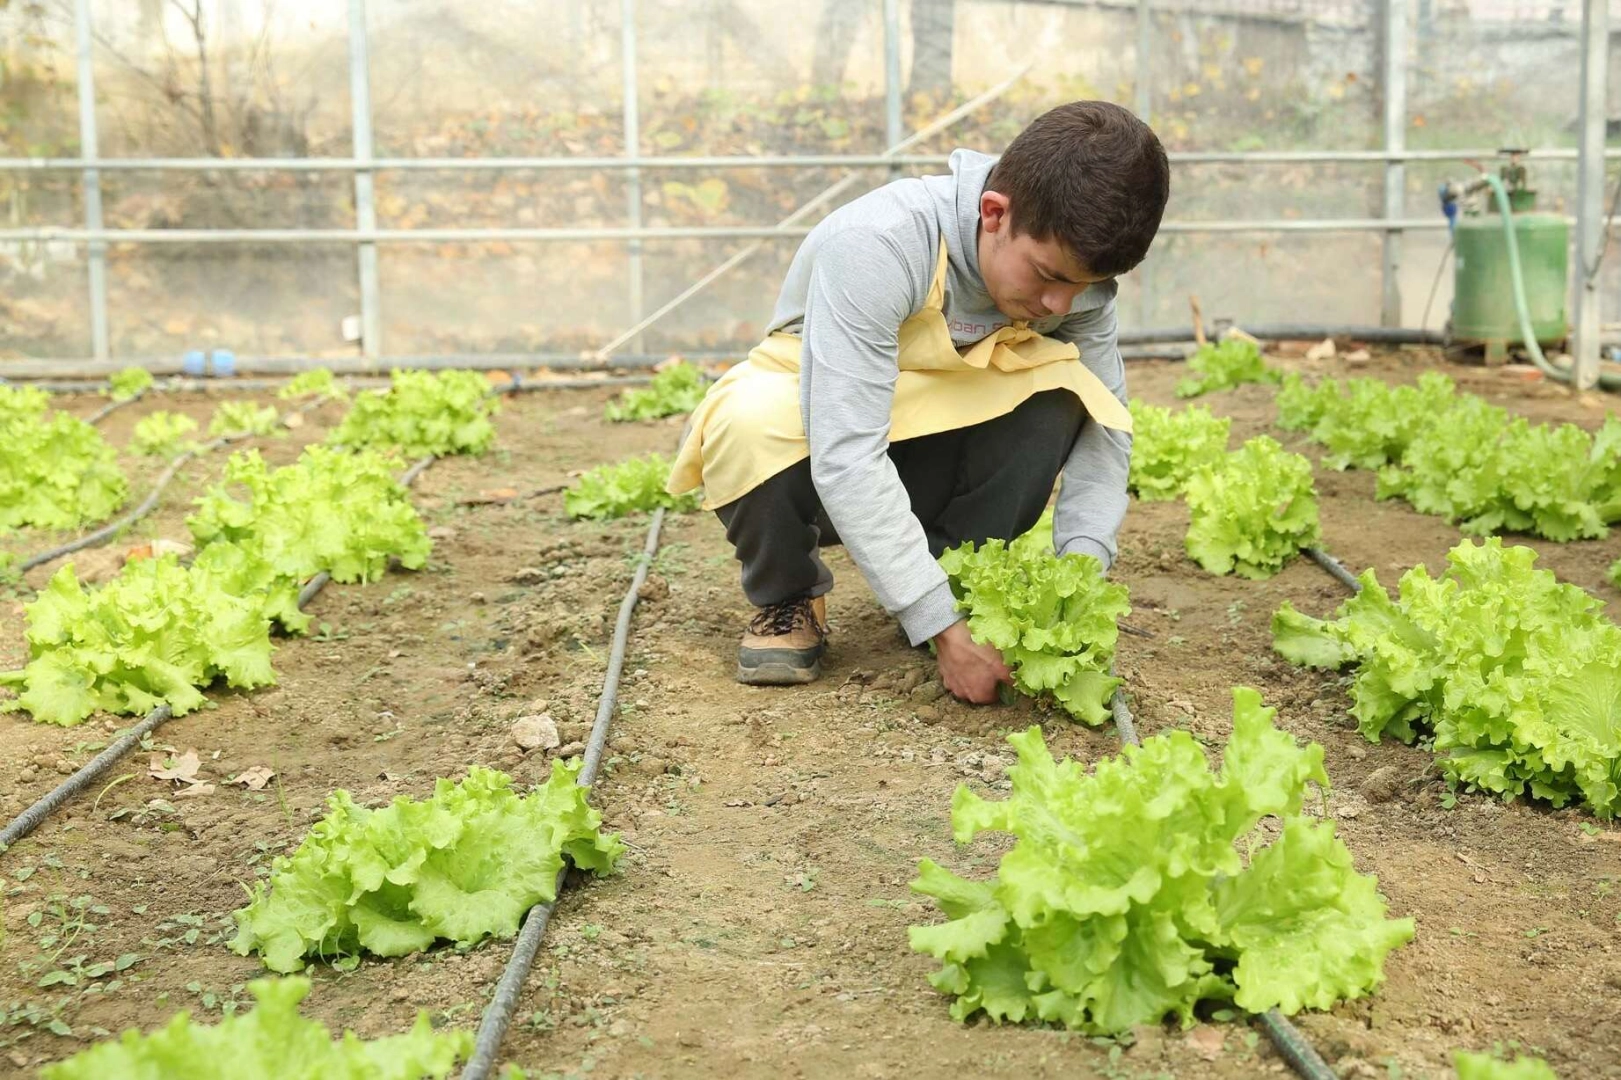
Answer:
[{"left": 714, "top": 389, "right": 1085, "bottom": 608}]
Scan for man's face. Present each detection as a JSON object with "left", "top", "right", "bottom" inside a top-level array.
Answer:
[{"left": 977, "top": 190, "right": 1111, "bottom": 321}]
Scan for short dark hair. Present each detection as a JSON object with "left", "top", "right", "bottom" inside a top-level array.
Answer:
[{"left": 986, "top": 101, "right": 1171, "bottom": 278}]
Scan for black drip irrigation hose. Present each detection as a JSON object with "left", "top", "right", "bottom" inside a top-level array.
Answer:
[
  {"left": 0, "top": 454, "right": 440, "bottom": 854},
  {"left": 460, "top": 506, "right": 667, "bottom": 1080},
  {"left": 86, "top": 390, "right": 146, "bottom": 425},
  {"left": 1302, "top": 547, "right": 1364, "bottom": 594},
  {"left": 22, "top": 374, "right": 657, "bottom": 397},
  {"left": 0, "top": 705, "right": 173, "bottom": 851},
  {"left": 1105, "top": 685, "right": 1337, "bottom": 1080}
]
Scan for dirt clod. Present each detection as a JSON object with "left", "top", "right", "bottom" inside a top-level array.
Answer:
[{"left": 1360, "top": 765, "right": 1406, "bottom": 803}]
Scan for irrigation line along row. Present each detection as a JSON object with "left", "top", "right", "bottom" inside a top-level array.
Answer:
[
  {"left": 460, "top": 506, "right": 668, "bottom": 1080},
  {"left": 19, "top": 397, "right": 329, "bottom": 574},
  {"left": 86, "top": 389, "right": 145, "bottom": 425},
  {"left": 1303, "top": 546, "right": 1364, "bottom": 594},
  {"left": 0, "top": 454, "right": 440, "bottom": 854},
  {"left": 1106, "top": 686, "right": 1338, "bottom": 1080},
  {"left": 27, "top": 374, "right": 657, "bottom": 396}
]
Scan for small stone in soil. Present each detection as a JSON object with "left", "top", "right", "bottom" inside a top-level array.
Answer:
[{"left": 511, "top": 714, "right": 559, "bottom": 751}]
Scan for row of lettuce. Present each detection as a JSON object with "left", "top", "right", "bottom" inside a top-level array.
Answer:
[{"left": 0, "top": 369, "right": 499, "bottom": 726}]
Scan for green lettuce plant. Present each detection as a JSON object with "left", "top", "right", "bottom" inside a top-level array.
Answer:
[
  {"left": 0, "top": 411, "right": 127, "bottom": 532},
  {"left": 277, "top": 368, "right": 350, "bottom": 402},
  {"left": 1453, "top": 1050, "right": 1559, "bottom": 1080},
  {"left": 109, "top": 366, "right": 154, "bottom": 401},
  {"left": 939, "top": 512, "right": 1128, "bottom": 724},
  {"left": 209, "top": 401, "right": 281, "bottom": 437},
  {"left": 1175, "top": 338, "right": 1279, "bottom": 398},
  {"left": 1184, "top": 436, "right": 1320, "bottom": 578},
  {"left": 1273, "top": 537, "right": 1621, "bottom": 817},
  {"left": 331, "top": 369, "right": 497, "bottom": 457},
  {"left": 909, "top": 687, "right": 1413, "bottom": 1033},
  {"left": 188, "top": 446, "right": 431, "bottom": 585},
  {"left": 40, "top": 976, "right": 472, "bottom": 1079},
  {"left": 563, "top": 452, "right": 700, "bottom": 520},
  {"left": 604, "top": 361, "right": 707, "bottom": 421},
  {"left": 0, "top": 555, "right": 278, "bottom": 726},
  {"left": 1127, "top": 401, "right": 1230, "bottom": 501},
  {"left": 232, "top": 763, "right": 622, "bottom": 972},
  {"left": 131, "top": 411, "right": 200, "bottom": 457}
]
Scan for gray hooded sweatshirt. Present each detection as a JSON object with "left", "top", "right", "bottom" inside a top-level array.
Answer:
[{"left": 768, "top": 148, "right": 1131, "bottom": 646}]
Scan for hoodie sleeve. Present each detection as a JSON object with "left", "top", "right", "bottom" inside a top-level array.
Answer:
[
  {"left": 798, "top": 228, "right": 961, "bottom": 645},
  {"left": 1048, "top": 294, "right": 1133, "bottom": 570}
]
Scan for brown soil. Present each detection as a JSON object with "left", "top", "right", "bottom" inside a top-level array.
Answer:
[{"left": 2, "top": 352, "right": 1619, "bottom": 1080}]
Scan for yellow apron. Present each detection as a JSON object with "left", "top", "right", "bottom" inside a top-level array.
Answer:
[{"left": 667, "top": 234, "right": 1132, "bottom": 510}]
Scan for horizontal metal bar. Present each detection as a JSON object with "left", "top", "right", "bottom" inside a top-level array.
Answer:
[
  {"left": 3, "top": 148, "right": 1618, "bottom": 173},
  {"left": 0, "top": 351, "right": 743, "bottom": 379},
  {"left": 0, "top": 225, "right": 817, "bottom": 242},
  {"left": 8, "top": 216, "right": 1589, "bottom": 245}
]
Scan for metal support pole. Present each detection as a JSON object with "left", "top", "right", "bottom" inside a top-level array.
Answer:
[
  {"left": 621, "top": 0, "right": 645, "bottom": 353},
  {"left": 1380, "top": 0, "right": 1407, "bottom": 327},
  {"left": 1572, "top": 0, "right": 1610, "bottom": 391},
  {"left": 1134, "top": 0, "right": 1153, "bottom": 331},
  {"left": 347, "top": 0, "right": 381, "bottom": 360},
  {"left": 1135, "top": 0, "right": 1152, "bottom": 122},
  {"left": 884, "top": 0, "right": 904, "bottom": 180},
  {"left": 73, "top": 0, "right": 109, "bottom": 361}
]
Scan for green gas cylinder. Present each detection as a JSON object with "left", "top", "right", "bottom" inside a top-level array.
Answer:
[{"left": 1451, "top": 205, "right": 1568, "bottom": 357}]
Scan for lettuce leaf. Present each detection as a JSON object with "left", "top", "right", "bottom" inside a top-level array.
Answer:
[
  {"left": 1272, "top": 537, "right": 1621, "bottom": 816},
  {"left": 909, "top": 687, "right": 1412, "bottom": 1033},
  {"left": 231, "top": 762, "right": 622, "bottom": 972},
  {"left": 1127, "top": 401, "right": 1231, "bottom": 501},
  {"left": 40, "top": 976, "right": 472, "bottom": 1080},
  {"left": 604, "top": 361, "right": 708, "bottom": 422},
  {"left": 1184, "top": 435, "right": 1320, "bottom": 579}
]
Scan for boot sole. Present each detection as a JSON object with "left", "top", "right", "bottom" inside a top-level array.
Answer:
[
  {"left": 735, "top": 661, "right": 821, "bottom": 685},
  {"left": 736, "top": 646, "right": 823, "bottom": 686}
]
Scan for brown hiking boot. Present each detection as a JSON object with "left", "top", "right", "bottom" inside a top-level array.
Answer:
[{"left": 737, "top": 594, "right": 828, "bottom": 685}]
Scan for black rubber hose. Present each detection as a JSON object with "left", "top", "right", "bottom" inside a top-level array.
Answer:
[
  {"left": 1303, "top": 547, "right": 1363, "bottom": 594},
  {"left": 86, "top": 390, "right": 146, "bottom": 425},
  {"left": 21, "top": 375, "right": 656, "bottom": 396},
  {"left": 1118, "top": 324, "right": 1449, "bottom": 347},
  {"left": 460, "top": 506, "right": 667, "bottom": 1080},
  {"left": 1256, "top": 1009, "right": 1340, "bottom": 1080},
  {"left": 0, "top": 454, "right": 440, "bottom": 854},
  {"left": 0, "top": 705, "right": 173, "bottom": 851}
]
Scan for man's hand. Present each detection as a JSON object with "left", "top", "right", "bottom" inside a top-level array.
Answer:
[{"left": 933, "top": 619, "right": 1013, "bottom": 704}]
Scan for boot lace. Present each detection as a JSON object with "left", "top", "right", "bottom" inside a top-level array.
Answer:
[{"left": 750, "top": 595, "right": 813, "bottom": 636}]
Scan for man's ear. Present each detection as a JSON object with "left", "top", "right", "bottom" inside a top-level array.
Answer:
[{"left": 980, "top": 189, "right": 1011, "bottom": 234}]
